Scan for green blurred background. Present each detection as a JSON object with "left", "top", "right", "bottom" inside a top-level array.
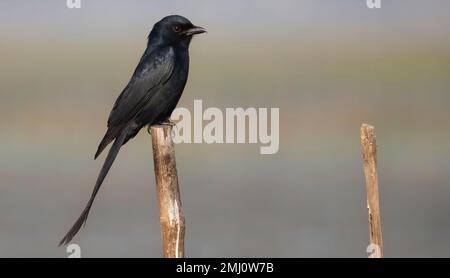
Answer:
[{"left": 1, "top": 0, "right": 450, "bottom": 257}]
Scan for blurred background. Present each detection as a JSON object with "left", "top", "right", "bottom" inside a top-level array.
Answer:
[{"left": 0, "top": 0, "right": 449, "bottom": 257}]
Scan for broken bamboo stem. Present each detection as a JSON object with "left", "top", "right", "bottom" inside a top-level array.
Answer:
[
  {"left": 360, "top": 123, "right": 384, "bottom": 258},
  {"left": 151, "top": 124, "right": 185, "bottom": 258}
]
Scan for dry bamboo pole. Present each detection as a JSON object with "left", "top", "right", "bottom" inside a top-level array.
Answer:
[
  {"left": 151, "top": 124, "right": 185, "bottom": 258},
  {"left": 360, "top": 123, "right": 384, "bottom": 258}
]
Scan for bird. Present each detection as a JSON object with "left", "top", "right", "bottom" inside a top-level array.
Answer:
[{"left": 59, "top": 15, "right": 206, "bottom": 246}]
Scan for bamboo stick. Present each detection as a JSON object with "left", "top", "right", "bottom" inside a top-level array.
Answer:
[
  {"left": 151, "top": 124, "right": 185, "bottom": 258},
  {"left": 360, "top": 123, "right": 384, "bottom": 258}
]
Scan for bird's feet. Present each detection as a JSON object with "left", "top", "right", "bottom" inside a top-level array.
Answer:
[
  {"left": 147, "top": 120, "right": 176, "bottom": 134},
  {"left": 159, "top": 119, "right": 177, "bottom": 127}
]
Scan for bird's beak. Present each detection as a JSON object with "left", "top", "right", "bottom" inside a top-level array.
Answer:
[{"left": 182, "top": 26, "right": 207, "bottom": 36}]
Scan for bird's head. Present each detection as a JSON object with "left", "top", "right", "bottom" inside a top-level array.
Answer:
[{"left": 149, "top": 15, "right": 206, "bottom": 48}]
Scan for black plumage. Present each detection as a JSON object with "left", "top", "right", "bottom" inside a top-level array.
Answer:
[{"left": 60, "top": 15, "right": 205, "bottom": 246}]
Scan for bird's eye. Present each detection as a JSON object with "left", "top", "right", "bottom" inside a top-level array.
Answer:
[{"left": 173, "top": 26, "right": 181, "bottom": 33}]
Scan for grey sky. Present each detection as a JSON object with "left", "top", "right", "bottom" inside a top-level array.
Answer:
[{"left": 0, "top": 0, "right": 449, "bottom": 40}]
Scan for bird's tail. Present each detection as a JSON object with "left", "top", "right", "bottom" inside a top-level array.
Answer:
[
  {"left": 59, "top": 125, "right": 130, "bottom": 246},
  {"left": 95, "top": 124, "right": 126, "bottom": 159}
]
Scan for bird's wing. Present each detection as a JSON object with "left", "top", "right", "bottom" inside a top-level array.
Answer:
[{"left": 107, "top": 46, "right": 175, "bottom": 127}]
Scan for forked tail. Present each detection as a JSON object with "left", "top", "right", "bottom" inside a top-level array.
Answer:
[{"left": 59, "top": 125, "right": 130, "bottom": 246}]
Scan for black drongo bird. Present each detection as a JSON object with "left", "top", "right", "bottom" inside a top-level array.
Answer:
[{"left": 59, "top": 15, "right": 206, "bottom": 246}]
